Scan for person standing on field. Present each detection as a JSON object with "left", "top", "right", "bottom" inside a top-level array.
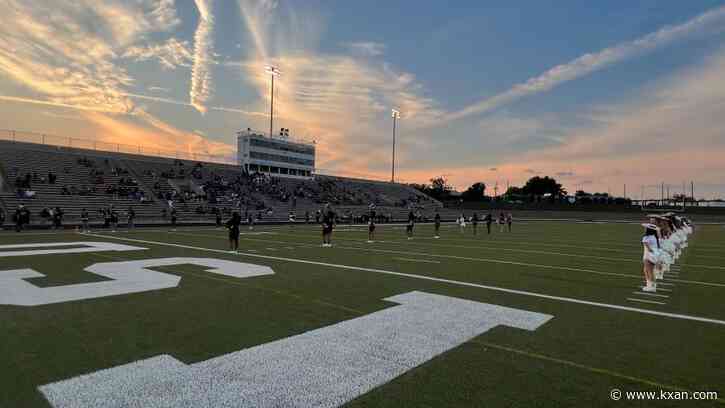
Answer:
[{"left": 227, "top": 212, "right": 242, "bottom": 252}]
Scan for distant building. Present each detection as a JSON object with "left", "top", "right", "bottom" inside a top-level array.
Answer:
[{"left": 237, "top": 128, "right": 315, "bottom": 178}]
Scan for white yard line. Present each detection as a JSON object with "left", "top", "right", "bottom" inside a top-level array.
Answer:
[
  {"left": 631, "top": 292, "right": 669, "bottom": 299},
  {"left": 83, "top": 232, "right": 725, "bottom": 326},
  {"left": 626, "top": 298, "right": 666, "bottom": 306},
  {"left": 393, "top": 258, "right": 441, "bottom": 264}
]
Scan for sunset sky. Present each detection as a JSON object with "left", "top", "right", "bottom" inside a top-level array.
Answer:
[{"left": 1, "top": 1, "right": 725, "bottom": 198}]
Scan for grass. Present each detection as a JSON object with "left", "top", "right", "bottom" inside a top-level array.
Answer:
[{"left": 1, "top": 221, "right": 723, "bottom": 407}]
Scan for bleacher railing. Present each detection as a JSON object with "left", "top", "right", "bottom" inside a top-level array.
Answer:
[{"left": 0, "top": 129, "right": 237, "bottom": 165}]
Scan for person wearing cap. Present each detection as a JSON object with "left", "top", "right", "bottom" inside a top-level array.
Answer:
[{"left": 641, "top": 223, "right": 660, "bottom": 292}]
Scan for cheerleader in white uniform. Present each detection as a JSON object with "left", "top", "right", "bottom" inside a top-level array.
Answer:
[
  {"left": 653, "top": 216, "right": 673, "bottom": 276},
  {"left": 641, "top": 224, "right": 660, "bottom": 292}
]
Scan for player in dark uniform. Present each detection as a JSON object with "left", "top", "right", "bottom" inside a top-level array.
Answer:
[
  {"left": 215, "top": 211, "right": 222, "bottom": 228},
  {"left": 472, "top": 212, "right": 479, "bottom": 236},
  {"left": 322, "top": 204, "right": 335, "bottom": 247},
  {"left": 170, "top": 208, "right": 177, "bottom": 231},
  {"left": 434, "top": 212, "right": 441, "bottom": 238},
  {"left": 226, "top": 212, "right": 242, "bottom": 252},
  {"left": 127, "top": 206, "right": 136, "bottom": 230},
  {"left": 484, "top": 212, "right": 493, "bottom": 235},
  {"left": 247, "top": 213, "right": 254, "bottom": 230},
  {"left": 81, "top": 208, "right": 90, "bottom": 233},
  {"left": 368, "top": 208, "right": 377, "bottom": 243},
  {"left": 406, "top": 209, "right": 415, "bottom": 240}
]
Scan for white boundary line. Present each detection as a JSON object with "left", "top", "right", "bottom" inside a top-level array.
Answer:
[{"left": 82, "top": 232, "right": 725, "bottom": 326}]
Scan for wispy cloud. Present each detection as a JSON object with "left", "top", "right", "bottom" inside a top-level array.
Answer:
[
  {"left": 344, "top": 41, "right": 386, "bottom": 57},
  {"left": 443, "top": 5, "right": 725, "bottom": 123},
  {"left": 0, "top": 0, "right": 181, "bottom": 113},
  {"left": 124, "top": 38, "right": 192, "bottom": 70},
  {"left": 190, "top": 0, "right": 216, "bottom": 113}
]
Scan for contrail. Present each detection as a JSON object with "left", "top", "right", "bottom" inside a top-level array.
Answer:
[
  {"left": 190, "top": 0, "right": 215, "bottom": 113},
  {"left": 442, "top": 5, "right": 725, "bottom": 123}
]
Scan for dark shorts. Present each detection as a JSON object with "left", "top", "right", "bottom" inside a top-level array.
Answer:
[
  {"left": 369, "top": 224, "right": 375, "bottom": 232},
  {"left": 323, "top": 225, "right": 333, "bottom": 235},
  {"left": 229, "top": 228, "right": 240, "bottom": 241},
  {"left": 406, "top": 224, "right": 414, "bottom": 232}
]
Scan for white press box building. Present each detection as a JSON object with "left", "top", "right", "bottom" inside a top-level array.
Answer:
[{"left": 237, "top": 128, "right": 315, "bottom": 178}]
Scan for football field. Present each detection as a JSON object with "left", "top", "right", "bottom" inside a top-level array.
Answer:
[{"left": 1, "top": 221, "right": 723, "bottom": 407}]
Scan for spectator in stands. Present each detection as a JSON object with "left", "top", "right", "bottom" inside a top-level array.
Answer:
[
  {"left": 48, "top": 171, "right": 56, "bottom": 184},
  {"left": 0, "top": 207, "right": 5, "bottom": 228},
  {"left": 215, "top": 211, "right": 222, "bottom": 228}
]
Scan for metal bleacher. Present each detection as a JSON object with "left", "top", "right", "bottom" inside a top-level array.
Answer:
[{"left": 0, "top": 139, "right": 447, "bottom": 227}]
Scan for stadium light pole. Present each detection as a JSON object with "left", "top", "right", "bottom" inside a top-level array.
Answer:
[
  {"left": 391, "top": 109, "right": 401, "bottom": 183},
  {"left": 265, "top": 65, "right": 281, "bottom": 137}
]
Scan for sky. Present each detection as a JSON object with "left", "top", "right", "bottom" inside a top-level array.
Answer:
[{"left": 1, "top": 0, "right": 725, "bottom": 199}]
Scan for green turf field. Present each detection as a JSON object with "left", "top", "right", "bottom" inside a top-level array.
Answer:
[{"left": 1, "top": 221, "right": 723, "bottom": 407}]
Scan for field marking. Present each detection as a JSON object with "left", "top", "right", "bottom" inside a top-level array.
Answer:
[
  {"left": 626, "top": 298, "right": 666, "bottom": 305},
  {"left": 169, "top": 230, "right": 725, "bottom": 289},
  {"left": 653, "top": 287, "right": 672, "bottom": 292},
  {"left": 393, "top": 257, "right": 441, "bottom": 264},
  {"left": 176, "top": 231, "right": 647, "bottom": 281},
  {"left": 83, "top": 233, "right": 725, "bottom": 326},
  {"left": 631, "top": 292, "right": 669, "bottom": 299}
]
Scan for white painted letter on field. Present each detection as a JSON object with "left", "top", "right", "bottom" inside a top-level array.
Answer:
[
  {"left": 39, "top": 291, "right": 553, "bottom": 407},
  {"left": 0, "top": 258, "right": 274, "bottom": 306}
]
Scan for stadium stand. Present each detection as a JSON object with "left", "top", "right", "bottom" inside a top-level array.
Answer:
[{"left": 0, "top": 140, "right": 444, "bottom": 227}]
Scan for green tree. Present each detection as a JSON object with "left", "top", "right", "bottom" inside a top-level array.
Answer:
[
  {"left": 522, "top": 176, "right": 566, "bottom": 198},
  {"left": 461, "top": 182, "right": 486, "bottom": 201}
]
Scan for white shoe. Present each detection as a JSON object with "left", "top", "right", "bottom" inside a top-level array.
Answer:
[
  {"left": 407, "top": 237, "right": 413, "bottom": 240},
  {"left": 642, "top": 284, "right": 656, "bottom": 293},
  {"left": 434, "top": 236, "right": 440, "bottom": 239},
  {"left": 367, "top": 240, "right": 374, "bottom": 243}
]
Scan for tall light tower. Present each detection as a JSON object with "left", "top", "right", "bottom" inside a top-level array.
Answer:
[
  {"left": 391, "top": 108, "right": 401, "bottom": 183},
  {"left": 265, "top": 65, "right": 281, "bottom": 137}
]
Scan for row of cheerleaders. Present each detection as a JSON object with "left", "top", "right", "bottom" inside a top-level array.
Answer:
[{"left": 641, "top": 213, "right": 693, "bottom": 293}]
